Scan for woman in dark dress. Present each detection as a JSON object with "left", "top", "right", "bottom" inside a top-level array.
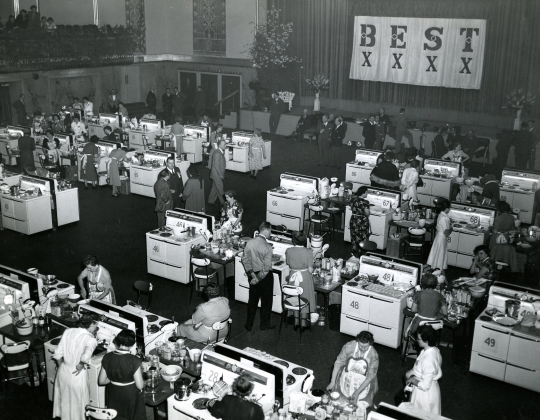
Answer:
[
  {"left": 82, "top": 135, "right": 100, "bottom": 189},
  {"left": 349, "top": 186, "right": 371, "bottom": 254},
  {"left": 369, "top": 152, "right": 400, "bottom": 190},
  {"left": 183, "top": 167, "right": 205, "bottom": 212},
  {"left": 98, "top": 329, "right": 145, "bottom": 420}
]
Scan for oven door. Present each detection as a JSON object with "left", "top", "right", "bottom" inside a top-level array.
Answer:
[{"left": 472, "top": 322, "right": 511, "bottom": 360}]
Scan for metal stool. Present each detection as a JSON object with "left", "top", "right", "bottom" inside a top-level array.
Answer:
[
  {"left": 133, "top": 280, "right": 153, "bottom": 310},
  {"left": 358, "top": 240, "right": 377, "bottom": 256},
  {"left": 190, "top": 257, "right": 218, "bottom": 303},
  {"left": 400, "top": 319, "right": 443, "bottom": 365},
  {"left": 279, "top": 284, "right": 311, "bottom": 343},
  {"left": 404, "top": 227, "right": 426, "bottom": 261},
  {"left": 307, "top": 205, "right": 330, "bottom": 237},
  {"left": 495, "top": 261, "right": 512, "bottom": 282}
]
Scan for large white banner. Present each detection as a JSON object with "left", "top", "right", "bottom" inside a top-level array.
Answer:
[{"left": 350, "top": 17, "right": 486, "bottom": 89}]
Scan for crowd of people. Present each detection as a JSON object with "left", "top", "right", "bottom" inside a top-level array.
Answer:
[{"left": 1, "top": 5, "right": 57, "bottom": 34}]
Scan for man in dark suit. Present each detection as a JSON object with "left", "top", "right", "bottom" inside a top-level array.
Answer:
[
  {"left": 393, "top": 107, "right": 408, "bottom": 153},
  {"left": 18, "top": 131, "right": 35, "bottom": 171},
  {"left": 12, "top": 94, "right": 27, "bottom": 125},
  {"left": 108, "top": 88, "right": 119, "bottom": 113},
  {"left": 378, "top": 107, "right": 391, "bottom": 139},
  {"left": 162, "top": 88, "right": 174, "bottom": 125},
  {"left": 173, "top": 87, "right": 186, "bottom": 119},
  {"left": 165, "top": 156, "right": 184, "bottom": 209},
  {"left": 361, "top": 115, "right": 377, "bottom": 149},
  {"left": 330, "top": 116, "right": 347, "bottom": 168},
  {"left": 208, "top": 140, "right": 226, "bottom": 205},
  {"left": 194, "top": 86, "right": 206, "bottom": 118},
  {"left": 316, "top": 114, "right": 333, "bottom": 166},
  {"left": 288, "top": 109, "right": 311, "bottom": 140},
  {"left": 146, "top": 87, "right": 157, "bottom": 114},
  {"left": 494, "top": 130, "right": 514, "bottom": 176},
  {"left": 373, "top": 115, "right": 385, "bottom": 150},
  {"left": 154, "top": 170, "right": 173, "bottom": 229},
  {"left": 514, "top": 121, "right": 534, "bottom": 170},
  {"left": 14, "top": 9, "right": 28, "bottom": 29},
  {"left": 268, "top": 92, "right": 284, "bottom": 135}
]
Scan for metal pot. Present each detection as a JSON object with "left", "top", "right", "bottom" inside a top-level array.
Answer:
[
  {"left": 505, "top": 299, "right": 521, "bottom": 319},
  {"left": 10, "top": 186, "right": 19, "bottom": 196},
  {"left": 174, "top": 378, "right": 191, "bottom": 401}
]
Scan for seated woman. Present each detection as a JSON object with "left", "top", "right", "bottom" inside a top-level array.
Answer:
[
  {"left": 103, "top": 125, "right": 117, "bottom": 142},
  {"left": 285, "top": 231, "right": 315, "bottom": 330},
  {"left": 370, "top": 152, "right": 400, "bottom": 190},
  {"left": 327, "top": 331, "right": 379, "bottom": 409},
  {"left": 51, "top": 114, "right": 64, "bottom": 133},
  {"left": 408, "top": 274, "right": 447, "bottom": 335},
  {"left": 469, "top": 245, "right": 497, "bottom": 283},
  {"left": 178, "top": 283, "right": 230, "bottom": 343},
  {"left": 441, "top": 142, "right": 469, "bottom": 164},
  {"left": 405, "top": 325, "right": 443, "bottom": 415},
  {"left": 221, "top": 190, "right": 243, "bottom": 235}
]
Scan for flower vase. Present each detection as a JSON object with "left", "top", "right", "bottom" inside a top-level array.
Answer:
[
  {"left": 513, "top": 108, "right": 522, "bottom": 130},
  {"left": 314, "top": 91, "right": 320, "bottom": 112}
]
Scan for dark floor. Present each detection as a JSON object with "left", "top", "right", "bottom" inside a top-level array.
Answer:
[{"left": 1, "top": 135, "right": 539, "bottom": 420}]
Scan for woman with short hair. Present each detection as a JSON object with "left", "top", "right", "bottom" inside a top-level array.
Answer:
[
  {"left": 178, "top": 283, "right": 231, "bottom": 343},
  {"left": 405, "top": 325, "right": 443, "bottom": 415},
  {"left": 52, "top": 314, "right": 99, "bottom": 420},
  {"left": 81, "top": 135, "right": 99, "bottom": 189},
  {"left": 248, "top": 128, "right": 266, "bottom": 179},
  {"left": 98, "top": 329, "right": 145, "bottom": 420},
  {"left": 285, "top": 231, "right": 315, "bottom": 330},
  {"left": 77, "top": 255, "right": 116, "bottom": 303},
  {"left": 183, "top": 166, "right": 205, "bottom": 212},
  {"left": 327, "top": 330, "right": 379, "bottom": 408}
]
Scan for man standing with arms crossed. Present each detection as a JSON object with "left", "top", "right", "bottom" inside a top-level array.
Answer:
[{"left": 242, "top": 222, "right": 275, "bottom": 331}]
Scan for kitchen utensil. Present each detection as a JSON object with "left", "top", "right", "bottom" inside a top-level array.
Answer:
[
  {"left": 68, "top": 294, "right": 80, "bottom": 303},
  {"left": 493, "top": 314, "right": 519, "bottom": 326},
  {"left": 188, "top": 348, "right": 201, "bottom": 363},
  {"left": 174, "top": 378, "right": 192, "bottom": 401},
  {"left": 505, "top": 300, "right": 520, "bottom": 318},
  {"left": 161, "top": 365, "right": 182, "bottom": 382}
]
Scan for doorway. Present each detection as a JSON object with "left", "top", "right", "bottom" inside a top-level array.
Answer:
[
  {"left": 121, "top": 66, "right": 140, "bottom": 103},
  {"left": 221, "top": 75, "right": 241, "bottom": 115},
  {"left": 200, "top": 73, "right": 218, "bottom": 120},
  {"left": 179, "top": 71, "right": 197, "bottom": 118}
]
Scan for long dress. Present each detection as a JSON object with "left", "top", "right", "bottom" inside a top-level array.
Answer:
[
  {"left": 87, "top": 265, "right": 116, "bottom": 304},
  {"left": 183, "top": 177, "right": 205, "bottom": 212},
  {"left": 248, "top": 135, "right": 265, "bottom": 170},
  {"left": 426, "top": 212, "right": 451, "bottom": 270},
  {"left": 285, "top": 246, "right": 316, "bottom": 318},
  {"left": 349, "top": 197, "right": 371, "bottom": 249},
  {"left": 178, "top": 297, "right": 231, "bottom": 343},
  {"left": 101, "top": 351, "right": 145, "bottom": 420},
  {"left": 52, "top": 328, "right": 98, "bottom": 420},
  {"left": 332, "top": 341, "right": 379, "bottom": 407},
  {"left": 108, "top": 148, "right": 126, "bottom": 188},
  {"left": 82, "top": 142, "right": 99, "bottom": 182},
  {"left": 410, "top": 347, "right": 443, "bottom": 415}
]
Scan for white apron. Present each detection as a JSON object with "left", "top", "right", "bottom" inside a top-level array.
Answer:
[
  {"left": 410, "top": 347, "right": 443, "bottom": 415},
  {"left": 339, "top": 344, "right": 371, "bottom": 404}
]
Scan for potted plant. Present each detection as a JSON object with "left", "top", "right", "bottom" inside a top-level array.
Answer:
[{"left": 502, "top": 88, "right": 536, "bottom": 130}]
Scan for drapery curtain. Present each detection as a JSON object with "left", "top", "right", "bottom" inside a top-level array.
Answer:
[{"left": 269, "top": 0, "right": 540, "bottom": 118}]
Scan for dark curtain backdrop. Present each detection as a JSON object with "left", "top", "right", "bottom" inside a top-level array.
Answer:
[{"left": 269, "top": 0, "right": 540, "bottom": 118}]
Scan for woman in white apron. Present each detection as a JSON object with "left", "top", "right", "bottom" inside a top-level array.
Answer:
[
  {"left": 77, "top": 255, "right": 116, "bottom": 304},
  {"left": 426, "top": 199, "right": 452, "bottom": 276},
  {"left": 400, "top": 159, "right": 420, "bottom": 201},
  {"left": 405, "top": 325, "right": 443, "bottom": 415},
  {"left": 221, "top": 190, "right": 243, "bottom": 235},
  {"left": 52, "top": 314, "right": 98, "bottom": 420},
  {"left": 327, "top": 331, "right": 379, "bottom": 408},
  {"left": 285, "top": 232, "right": 315, "bottom": 329}
]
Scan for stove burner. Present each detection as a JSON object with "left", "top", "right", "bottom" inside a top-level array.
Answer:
[
  {"left": 147, "top": 324, "right": 160, "bottom": 334},
  {"left": 480, "top": 316, "right": 492, "bottom": 322},
  {"left": 273, "top": 360, "right": 289, "bottom": 368},
  {"left": 347, "top": 282, "right": 358, "bottom": 287},
  {"left": 50, "top": 337, "right": 61, "bottom": 345},
  {"left": 146, "top": 315, "right": 159, "bottom": 322},
  {"left": 286, "top": 375, "right": 296, "bottom": 386},
  {"left": 159, "top": 320, "right": 173, "bottom": 327},
  {"left": 57, "top": 284, "right": 70, "bottom": 289},
  {"left": 150, "top": 230, "right": 160, "bottom": 234},
  {"left": 292, "top": 367, "right": 307, "bottom": 376},
  {"left": 160, "top": 232, "right": 172, "bottom": 237}
]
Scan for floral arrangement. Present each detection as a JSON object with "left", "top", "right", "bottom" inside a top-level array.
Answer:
[
  {"left": 246, "top": 8, "right": 301, "bottom": 94},
  {"left": 502, "top": 88, "right": 536, "bottom": 116},
  {"left": 305, "top": 74, "right": 330, "bottom": 93}
]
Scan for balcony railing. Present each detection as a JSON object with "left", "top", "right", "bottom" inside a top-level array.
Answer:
[{"left": 0, "top": 25, "right": 135, "bottom": 73}]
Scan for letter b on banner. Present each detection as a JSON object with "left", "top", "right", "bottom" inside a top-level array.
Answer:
[{"left": 360, "top": 24, "right": 376, "bottom": 47}]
